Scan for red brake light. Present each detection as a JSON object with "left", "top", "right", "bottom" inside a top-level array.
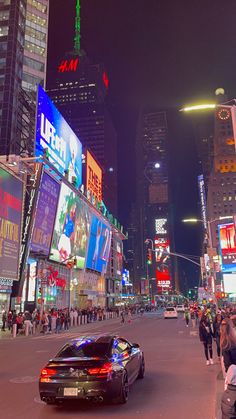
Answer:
[
  {"left": 40, "top": 368, "right": 56, "bottom": 378},
  {"left": 88, "top": 362, "right": 112, "bottom": 376}
]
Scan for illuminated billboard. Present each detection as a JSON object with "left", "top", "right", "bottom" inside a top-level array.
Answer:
[
  {"left": 0, "top": 167, "right": 24, "bottom": 281},
  {"left": 155, "top": 218, "right": 167, "bottom": 235},
  {"left": 86, "top": 214, "right": 111, "bottom": 274},
  {"left": 86, "top": 150, "right": 102, "bottom": 203},
  {"left": 155, "top": 237, "right": 170, "bottom": 263},
  {"left": 30, "top": 171, "right": 60, "bottom": 256},
  {"left": 35, "top": 85, "right": 82, "bottom": 188},
  {"left": 223, "top": 273, "right": 236, "bottom": 294},
  {"left": 50, "top": 183, "right": 91, "bottom": 269},
  {"left": 218, "top": 223, "right": 236, "bottom": 272}
]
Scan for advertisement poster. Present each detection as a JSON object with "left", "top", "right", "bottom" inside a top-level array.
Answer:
[
  {"left": 0, "top": 167, "right": 23, "bottom": 280},
  {"left": 35, "top": 85, "right": 82, "bottom": 188},
  {"left": 86, "top": 150, "right": 102, "bottom": 202},
  {"left": 86, "top": 214, "right": 111, "bottom": 273},
  {"left": 218, "top": 223, "right": 236, "bottom": 272},
  {"left": 50, "top": 183, "right": 91, "bottom": 269},
  {"left": 31, "top": 171, "right": 60, "bottom": 256}
]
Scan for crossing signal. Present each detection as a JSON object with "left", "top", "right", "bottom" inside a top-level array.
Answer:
[
  {"left": 147, "top": 249, "right": 152, "bottom": 265},
  {"left": 66, "top": 258, "right": 77, "bottom": 269}
]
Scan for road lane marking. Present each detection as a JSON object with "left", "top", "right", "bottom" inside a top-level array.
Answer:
[{"left": 10, "top": 376, "right": 38, "bottom": 383}]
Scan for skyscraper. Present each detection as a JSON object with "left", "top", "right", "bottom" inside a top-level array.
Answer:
[
  {"left": 0, "top": 0, "right": 49, "bottom": 157},
  {"left": 207, "top": 105, "right": 236, "bottom": 247},
  {"left": 46, "top": 0, "right": 118, "bottom": 215},
  {"left": 129, "top": 109, "right": 172, "bottom": 295}
]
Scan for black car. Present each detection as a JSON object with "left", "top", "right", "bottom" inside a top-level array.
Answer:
[{"left": 39, "top": 334, "right": 145, "bottom": 405}]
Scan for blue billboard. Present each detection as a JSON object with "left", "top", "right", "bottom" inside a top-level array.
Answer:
[
  {"left": 86, "top": 214, "right": 112, "bottom": 273},
  {"left": 35, "top": 85, "right": 82, "bottom": 188}
]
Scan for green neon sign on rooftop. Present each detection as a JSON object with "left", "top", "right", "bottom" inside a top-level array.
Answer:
[{"left": 74, "top": 0, "right": 81, "bottom": 53}]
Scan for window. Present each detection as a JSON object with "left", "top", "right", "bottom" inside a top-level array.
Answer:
[
  {"left": 56, "top": 341, "right": 110, "bottom": 358},
  {"left": 112, "top": 338, "right": 131, "bottom": 355},
  {"left": 0, "top": 26, "right": 8, "bottom": 37},
  {"left": 23, "top": 56, "right": 44, "bottom": 72}
]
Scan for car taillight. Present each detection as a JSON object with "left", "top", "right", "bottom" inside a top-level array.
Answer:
[
  {"left": 40, "top": 368, "right": 57, "bottom": 378},
  {"left": 87, "top": 362, "right": 112, "bottom": 376}
]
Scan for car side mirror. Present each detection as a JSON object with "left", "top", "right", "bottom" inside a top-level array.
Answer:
[{"left": 132, "top": 343, "right": 140, "bottom": 348}]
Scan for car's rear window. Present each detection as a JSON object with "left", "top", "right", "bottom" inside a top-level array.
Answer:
[
  {"left": 166, "top": 308, "right": 175, "bottom": 311},
  {"left": 56, "top": 342, "right": 110, "bottom": 358}
]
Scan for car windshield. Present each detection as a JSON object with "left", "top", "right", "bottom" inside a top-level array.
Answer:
[
  {"left": 56, "top": 341, "right": 110, "bottom": 358},
  {"left": 166, "top": 308, "right": 175, "bottom": 311}
]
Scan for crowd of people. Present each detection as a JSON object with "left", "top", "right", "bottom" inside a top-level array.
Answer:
[
  {"left": 1, "top": 306, "right": 120, "bottom": 335},
  {"left": 183, "top": 303, "right": 236, "bottom": 419}
]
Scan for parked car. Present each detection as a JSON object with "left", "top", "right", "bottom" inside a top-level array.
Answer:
[
  {"left": 39, "top": 334, "right": 145, "bottom": 405},
  {"left": 176, "top": 305, "right": 185, "bottom": 312},
  {"left": 164, "top": 307, "right": 178, "bottom": 319}
]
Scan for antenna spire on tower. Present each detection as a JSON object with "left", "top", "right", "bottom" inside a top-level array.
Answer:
[{"left": 74, "top": 0, "right": 81, "bottom": 54}]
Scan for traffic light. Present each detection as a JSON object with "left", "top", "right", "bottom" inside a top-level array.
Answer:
[{"left": 147, "top": 249, "right": 152, "bottom": 265}]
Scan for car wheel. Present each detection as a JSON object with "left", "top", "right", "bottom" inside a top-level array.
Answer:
[
  {"left": 114, "top": 372, "right": 129, "bottom": 404},
  {"left": 137, "top": 356, "right": 145, "bottom": 379}
]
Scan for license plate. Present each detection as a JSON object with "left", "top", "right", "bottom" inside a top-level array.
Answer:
[{"left": 63, "top": 388, "right": 77, "bottom": 396}]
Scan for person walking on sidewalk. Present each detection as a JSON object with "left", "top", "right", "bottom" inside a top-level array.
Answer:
[
  {"left": 184, "top": 307, "right": 190, "bottom": 327},
  {"left": 221, "top": 364, "right": 236, "bottom": 419},
  {"left": 220, "top": 318, "right": 236, "bottom": 373},
  {"left": 199, "top": 314, "right": 214, "bottom": 365}
]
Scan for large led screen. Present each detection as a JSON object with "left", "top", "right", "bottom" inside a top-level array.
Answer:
[
  {"left": 50, "top": 183, "right": 91, "bottom": 269},
  {"left": 0, "top": 167, "right": 24, "bottom": 280},
  {"left": 35, "top": 85, "right": 82, "bottom": 188},
  {"left": 86, "top": 214, "right": 111, "bottom": 273},
  {"left": 218, "top": 223, "right": 236, "bottom": 272},
  {"left": 86, "top": 150, "right": 102, "bottom": 202},
  {"left": 223, "top": 273, "right": 236, "bottom": 294},
  {"left": 30, "top": 171, "right": 60, "bottom": 256}
]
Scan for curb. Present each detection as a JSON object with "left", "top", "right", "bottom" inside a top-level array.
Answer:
[{"left": 215, "top": 370, "right": 224, "bottom": 419}]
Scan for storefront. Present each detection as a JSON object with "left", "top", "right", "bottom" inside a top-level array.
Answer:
[
  {"left": 0, "top": 279, "right": 12, "bottom": 325},
  {"left": 36, "top": 260, "right": 71, "bottom": 310},
  {"left": 70, "top": 271, "right": 106, "bottom": 309}
]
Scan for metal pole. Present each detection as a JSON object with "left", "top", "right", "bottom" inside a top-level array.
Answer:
[{"left": 207, "top": 221, "right": 218, "bottom": 311}]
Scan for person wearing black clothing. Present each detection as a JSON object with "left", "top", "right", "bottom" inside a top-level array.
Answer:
[
  {"left": 199, "top": 315, "right": 214, "bottom": 365},
  {"left": 221, "top": 364, "right": 236, "bottom": 419},
  {"left": 220, "top": 318, "right": 236, "bottom": 373},
  {"left": 213, "top": 313, "right": 222, "bottom": 360}
]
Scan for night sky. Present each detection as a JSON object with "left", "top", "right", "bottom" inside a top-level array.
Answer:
[{"left": 48, "top": 0, "right": 236, "bottom": 290}]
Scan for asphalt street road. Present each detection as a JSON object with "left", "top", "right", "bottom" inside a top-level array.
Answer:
[{"left": 0, "top": 312, "right": 220, "bottom": 419}]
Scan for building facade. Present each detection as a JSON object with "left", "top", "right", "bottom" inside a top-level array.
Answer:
[
  {"left": 129, "top": 109, "right": 172, "bottom": 297},
  {"left": 0, "top": 0, "right": 49, "bottom": 157},
  {"left": 47, "top": 55, "right": 118, "bottom": 215}
]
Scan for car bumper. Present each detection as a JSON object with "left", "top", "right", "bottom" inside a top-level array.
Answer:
[{"left": 39, "top": 376, "right": 121, "bottom": 402}]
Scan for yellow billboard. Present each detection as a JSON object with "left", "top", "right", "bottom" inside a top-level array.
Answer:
[{"left": 86, "top": 150, "right": 102, "bottom": 202}]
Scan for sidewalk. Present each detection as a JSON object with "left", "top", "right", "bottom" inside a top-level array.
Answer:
[
  {"left": 215, "top": 369, "right": 224, "bottom": 419},
  {"left": 0, "top": 311, "right": 131, "bottom": 340}
]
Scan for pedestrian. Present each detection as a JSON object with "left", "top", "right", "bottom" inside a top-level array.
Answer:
[
  {"left": 213, "top": 313, "right": 222, "bottom": 361},
  {"left": 190, "top": 308, "right": 196, "bottom": 328},
  {"left": 1, "top": 310, "right": 6, "bottom": 331},
  {"left": 121, "top": 310, "right": 125, "bottom": 324},
  {"left": 7, "top": 311, "right": 12, "bottom": 331},
  {"left": 184, "top": 307, "right": 190, "bottom": 327},
  {"left": 56, "top": 315, "right": 61, "bottom": 333},
  {"left": 199, "top": 314, "right": 214, "bottom": 365},
  {"left": 128, "top": 309, "right": 132, "bottom": 324},
  {"left": 220, "top": 318, "right": 236, "bottom": 373},
  {"left": 221, "top": 364, "right": 236, "bottom": 419}
]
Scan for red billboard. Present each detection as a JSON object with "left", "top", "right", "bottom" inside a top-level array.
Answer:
[{"left": 218, "top": 223, "right": 236, "bottom": 272}]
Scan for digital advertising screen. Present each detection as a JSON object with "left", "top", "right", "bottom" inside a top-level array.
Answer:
[
  {"left": 0, "top": 167, "right": 24, "bottom": 280},
  {"left": 30, "top": 171, "right": 60, "bottom": 256},
  {"left": 35, "top": 85, "right": 82, "bottom": 188},
  {"left": 223, "top": 273, "right": 236, "bottom": 294},
  {"left": 218, "top": 223, "right": 236, "bottom": 272},
  {"left": 50, "top": 183, "right": 91, "bottom": 269},
  {"left": 86, "top": 213, "right": 111, "bottom": 274},
  {"left": 86, "top": 150, "right": 102, "bottom": 203}
]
